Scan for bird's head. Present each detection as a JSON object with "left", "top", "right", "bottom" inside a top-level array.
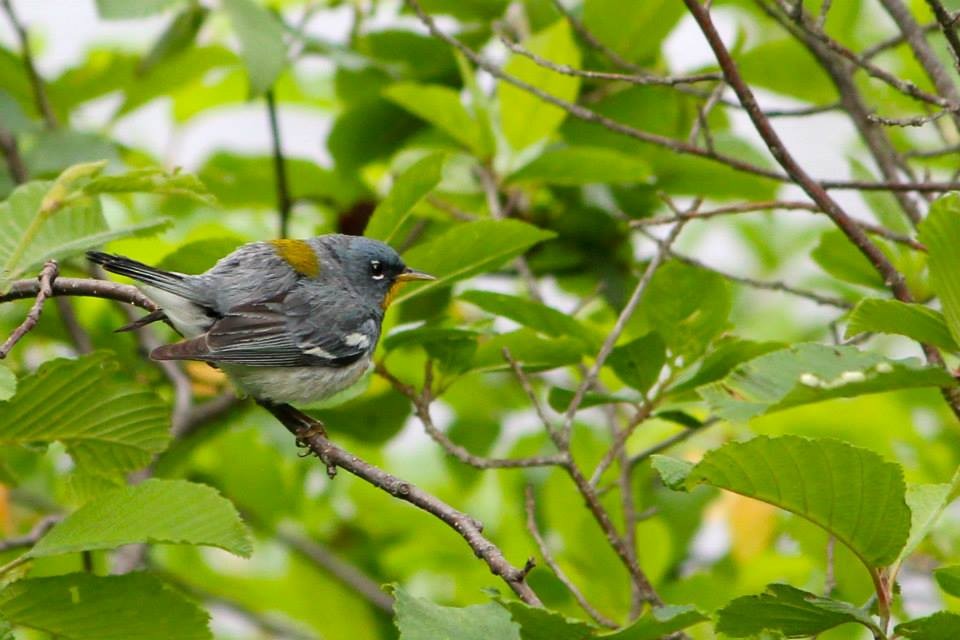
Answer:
[{"left": 323, "top": 235, "right": 434, "bottom": 308}]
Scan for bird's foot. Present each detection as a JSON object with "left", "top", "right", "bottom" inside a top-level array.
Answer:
[{"left": 295, "top": 422, "right": 337, "bottom": 479}]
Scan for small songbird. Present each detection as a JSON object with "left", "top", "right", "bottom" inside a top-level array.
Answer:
[{"left": 87, "top": 235, "right": 434, "bottom": 405}]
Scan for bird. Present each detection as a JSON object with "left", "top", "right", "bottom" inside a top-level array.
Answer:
[{"left": 87, "top": 235, "right": 434, "bottom": 407}]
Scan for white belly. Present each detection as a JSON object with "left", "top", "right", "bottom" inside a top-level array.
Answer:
[{"left": 222, "top": 357, "right": 371, "bottom": 404}]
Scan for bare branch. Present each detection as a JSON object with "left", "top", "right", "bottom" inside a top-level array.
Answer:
[
  {"left": 0, "top": 260, "right": 58, "bottom": 359},
  {"left": 925, "top": 0, "right": 960, "bottom": 74},
  {"left": 868, "top": 109, "right": 948, "bottom": 127},
  {"left": 524, "top": 486, "right": 618, "bottom": 628},
  {"left": 0, "top": 0, "right": 58, "bottom": 128},
  {"left": 0, "top": 124, "right": 27, "bottom": 184},
  {"left": 266, "top": 90, "right": 293, "bottom": 239},
  {"left": 1, "top": 277, "right": 157, "bottom": 311},
  {"left": 0, "top": 515, "right": 61, "bottom": 553},
  {"left": 260, "top": 401, "right": 544, "bottom": 606}
]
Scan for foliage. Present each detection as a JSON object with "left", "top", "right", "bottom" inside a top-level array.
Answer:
[{"left": 0, "top": 1, "right": 960, "bottom": 639}]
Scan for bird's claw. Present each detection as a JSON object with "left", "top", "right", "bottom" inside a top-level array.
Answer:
[{"left": 295, "top": 424, "right": 337, "bottom": 479}]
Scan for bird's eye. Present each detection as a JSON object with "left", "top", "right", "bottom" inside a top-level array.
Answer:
[{"left": 370, "top": 260, "right": 385, "bottom": 280}]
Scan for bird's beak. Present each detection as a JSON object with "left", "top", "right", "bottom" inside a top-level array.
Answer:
[{"left": 395, "top": 268, "right": 436, "bottom": 282}]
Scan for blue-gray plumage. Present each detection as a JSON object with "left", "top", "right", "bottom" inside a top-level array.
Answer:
[{"left": 87, "top": 235, "right": 434, "bottom": 404}]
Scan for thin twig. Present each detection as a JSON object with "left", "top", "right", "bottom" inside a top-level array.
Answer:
[
  {"left": 0, "top": 124, "right": 27, "bottom": 184},
  {"left": 628, "top": 418, "right": 720, "bottom": 469},
  {"left": 266, "top": 90, "right": 293, "bottom": 239},
  {"left": 560, "top": 219, "right": 689, "bottom": 439},
  {"left": 0, "top": 515, "right": 61, "bottom": 553},
  {"left": 0, "top": 261, "right": 58, "bottom": 359},
  {"left": 260, "top": 401, "right": 543, "bottom": 606},
  {"left": 275, "top": 525, "right": 394, "bottom": 613},
  {"left": 548, "top": 0, "right": 643, "bottom": 72},
  {"left": 868, "top": 110, "right": 948, "bottom": 127},
  {"left": 925, "top": 0, "right": 960, "bottom": 74},
  {"left": 635, "top": 228, "right": 852, "bottom": 310},
  {"left": 523, "top": 486, "right": 618, "bottom": 628},
  {"left": 1, "top": 277, "right": 158, "bottom": 311},
  {"left": 0, "top": 0, "right": 58, "bottom": 128},
  {"left": 862, "top": 21, "right": 942, "bottom": 60}
]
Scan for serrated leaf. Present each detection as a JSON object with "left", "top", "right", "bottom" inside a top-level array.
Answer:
[
  {"left": 384, "top": 83, "right": 487, "bottom": 156},
  {"left": 0, "top": 181, "right": 167, "bottom": 287},
  {"left": 499, "top": 20, "right": 580, "bottom": 150},
  {"left": 898, "top": 481, "right": 954, "bottom": 565},
  {"left": 83, "top": 168, "right": 215, "bottom": 206},
  {"left": 0, "top": 353, "right": 170, "bottom": 477},
  {"left": 650, "top": 456, "right": 694, "bottom": 491},
  {"left": 698, "top": 343, "right": 955, "bottom": 422},
  {"left": 640, "top": 261, "right": 731, "bottom": 360},
  {"left": 846, "top": 298, "right": 958, "bottom": 351},
  {"left": 0, "top": 573, "right": 211, "bottom": 640},
  {"left": 601, "top": 604, "right": 708, "bottom": 639},
  {"left": 96, "top": 0, "right": 181, "bottom": 19},
  {"left": 391, "top": 585, "right": 520, "bottom": 640},
  {"left": 670, "top": 338, "right": 784, "bottom": 395},
  {"left": 896, "top": 611, "right": 960, "bottom": 640},
  {"left": 396, "top": 220, "right": 555, "bottom": 304},
  {"left": 607, "top": 332, "right": 665, "bottom": 394},
  {"left": 920, "top": 193, "right": 960, "bottom": 346},
  {"left": 0, "top": 365, "right": 14, "bottom": 401},
  {"left": 715, "top": 583, "right": 879, "bottom": 638},
  {"left": 222, "top": 0, "right": 287, "bottom": 95},
  {"left": 365, "top": 154, "right": 445, "bottom": 244},
  {"left": 679, "top": 435, "right": 910, "bottom": 567},
  {"left": 30, "top": 479, "right": 251, "bottom": 558},
  {"left": 499, "top": 600, "right": 594, "bottom": 640},
  {"left": 508, "top": 147, "right": 651, "bottom": 186},
  {"left": 459, "top": 290, "right": 594, "bottom": 344}
]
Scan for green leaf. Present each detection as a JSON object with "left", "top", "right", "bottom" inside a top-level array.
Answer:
[
  {"left": 547, "top": 387, "right": 637, "bottom": 412},
  {"left": 0, "top": 365, "right": 14, "bottom": 402},
  {"left": 607, "top": 333, "right": 665, "bottom": 394},
  {"left": 157, "top": 237, "right": 244, "bottom": 274},
  {"left": 459, "top": 290, "right": 593, "bottom": 344},
  {"left": 601, "top": 604, "right": 708, "bottom": 639},
  {"left": 698, "top": 343, "right": 955, "bottom": 422},
  {"left": 670, "top": 338, "right": 784, "bottom": 395},
  {"left": 472, "top": 329, "right": 585, "bottom": 373},
  {"left": 650, "top": 456, "right": 694, "bottom": 491},
  {"left": 23, "top": 131, "right": 118, "bottom": 178},
  {"left": 715, "top": 583, "right": 879, "bottom": 638},
  {"left": 499, "top": 20, "right": 580, "bottom": 150},
  {"left": 30, "top": 479, "right": 251, "bottom": 558},
  {"left": 138, "top": 5, "right": 210, "bottom": 76},
  {"left": 896, "top": 611, "right": 960, "bottom": 640},
  {"left": 309, "top": 389, "right": 413, "bottom": 443},
  {"left": 508, "top": 147, "right": 651, "bottom": 186},
  {"left": 641, "top": 261, "right": 731, "bottom": 359},
  {"left": 391, "top": 586, "right": 520, "bottom": 640},
  {"left": 83, "top": 168, "right": 215, "bottom": 206},
  {"left": 222, "top": 0, "right": 287, "bottom": 95},
  {"left": 365, "top": 154, "right": 446, "bottom": 244},
  {"left": 0, "top": 181, "right": 167, "bottom": 287},
  {"left": 582, "top": 0, "right": 683, "bottom": 65},
  {"left": 0, "top": 573, "right": 211, "bottom": 640},
  {"left": 920, "top": 193, "right": 960, "bottom": 346},
  {"left": 899, "top": 482, "right": 954, "bottom": 566},
  {"left": 0, "top": 353, "right": 170, "bottom": 477},
  {"left": 499, "top": 600, "right": 594, "bottom": 640},
  {"left": 846, "top": 298, "right": 958, "bottom": 352},
  {"left": 396, "top": 220, "right": 555, "bottom": 304},
  {"left": 811, "top": 229, "right": 885, "bottom": 289},
  {"left": 935, "top": 565, "right": 960, "bottom": 597},
  {"left": 671, "top": 435, "right": 910, "bottom": 567},
  {"left": 95, "top": 0, "right": 181, "bottom": 19},
  {"left": 384, "top": 83, "right": 488, "bottom": 156}
]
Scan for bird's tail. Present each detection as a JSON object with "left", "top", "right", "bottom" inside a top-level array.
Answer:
[{"left": 86, "top": 251, "right": 195, "bottom": 299}]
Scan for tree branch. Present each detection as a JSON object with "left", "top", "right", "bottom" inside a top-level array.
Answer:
[
  {"left": 266, "top": 89, "right": 293, "bottom": 239},
  {"left": 0, "top": 261, "right": 58, "bottom": 359},
  {"left": 0, "top": 0, "right": 58, "bottom": 128},
  {"left": 0, "top": 124, "right": 27, "bottom": 184},
  {"left": 523, "top": 486, "right": 618, "bottom": 628},
  {"left": 258, "top": 401, "right": 543, "bottom": 606},
  {"left": 925, "top": 0, "right": 960, "bottom": 74}
]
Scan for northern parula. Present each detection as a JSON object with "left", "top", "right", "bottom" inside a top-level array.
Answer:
[{"left": 87, "top": 235, "right": 434, "bottom": 404}]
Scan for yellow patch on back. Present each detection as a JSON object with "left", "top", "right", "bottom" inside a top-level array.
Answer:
[{"left": 269, "top": 239, "right": 320, "bottom": 277}]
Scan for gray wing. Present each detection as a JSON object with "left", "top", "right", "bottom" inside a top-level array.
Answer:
[{"left": 151, "top": 286, "right": 379, "bottom": 367}]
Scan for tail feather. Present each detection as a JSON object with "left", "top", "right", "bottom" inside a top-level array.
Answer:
[{"left": 86, "top": 251, "right": 194, "bottom": 299}]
